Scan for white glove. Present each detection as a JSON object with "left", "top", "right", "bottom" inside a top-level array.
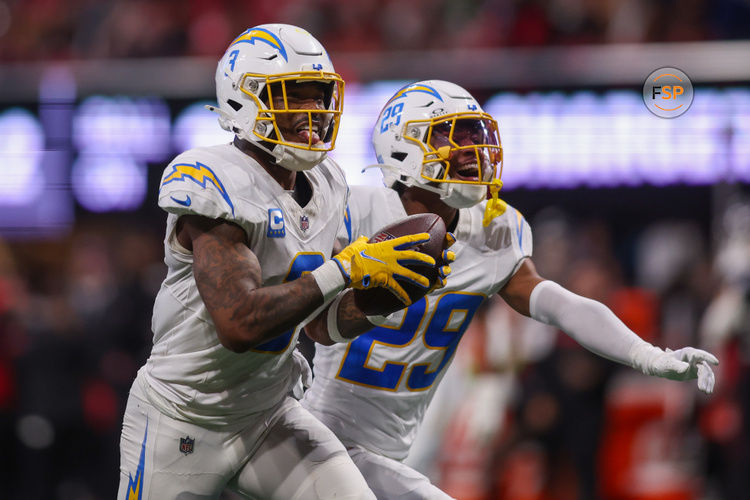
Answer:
[{"left": 630, "top": 343, "right": 719, "bottom": 394}]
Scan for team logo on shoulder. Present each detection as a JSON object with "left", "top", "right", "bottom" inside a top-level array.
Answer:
[
  {"left": 268, "top": 208, "right": 285, "bottom": 238},
  {"left": 300, "top": 215, "right": 309, "bottom": 232},
  {"left": 161, "top": 162, "right": 234, "bottom": 216},
  {"left": 179, "top": 435, "right": 195, "bottom": 455}
]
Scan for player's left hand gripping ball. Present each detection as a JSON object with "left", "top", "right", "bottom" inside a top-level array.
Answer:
[
  {"left": 429, "top": 232, "right": 456, "bottom": 293},
  {"left": 332, "top": 233, "right": 436, "bottom": 305}
]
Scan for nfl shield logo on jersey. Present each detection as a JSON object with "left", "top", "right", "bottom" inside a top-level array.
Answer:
[
  {"left": 179, "top": 436, "right": 195, "bottom": 455},
  {"left": 300, "top": 215, "right": 309, "bottom": 232}
]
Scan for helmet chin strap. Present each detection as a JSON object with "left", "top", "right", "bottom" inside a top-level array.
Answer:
[
  {"left": 274, "top": 143, "right": 327, "bottom": 171},
  {"left": 441, "top": 183, "right": 486, "bottom": 209},
  {"left": 367, "top": 164, "right": 498, "bottom": 220},
  {"left": 444, "top": 180, "right": 507, "bottom": 227}
]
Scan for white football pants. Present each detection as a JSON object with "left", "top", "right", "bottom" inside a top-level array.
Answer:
[
  {"left": 348, "top": 445, "right": 455, "bottom": 500},
  {"left": 118, "top": 386, "right": 375, "bottom": 499}
]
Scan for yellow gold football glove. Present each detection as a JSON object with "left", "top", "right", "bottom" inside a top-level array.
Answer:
[
  {"left": 332, "top": 233, "right": 436, "bottom": 305},
  {"left": 429, "top": 232, "right": 457, "bottom": 293}
]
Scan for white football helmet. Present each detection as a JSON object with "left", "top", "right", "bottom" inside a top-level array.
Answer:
[
  {"left": 209, "top": 24, "right": 344, "bottom": 171},
  {"left": 371, "top": 80, "right": 503, "bottom": 208}
]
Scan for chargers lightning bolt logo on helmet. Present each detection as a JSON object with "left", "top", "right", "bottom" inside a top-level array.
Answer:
[
  {"left": 229, "top": 28, "right": 288, "bottom": 62},
  {"left": 161, "top": 162, "right": 235, "bottom": 216},
  {"left": 386, "top": 84, "right": 444, "bottom": 105}
]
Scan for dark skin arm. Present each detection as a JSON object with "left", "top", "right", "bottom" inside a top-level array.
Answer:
[
  {"left": 498, "top": 258, "right": 545, "bottom": 316},
  {"left": 178, "top": 214, "right": 325, "bottom": 353},
  {"left": 304, "top": 290, "right": 372, "bottom": 345},
  {"left": 305, "top": 258, "right": 545, "bottom": 344}
]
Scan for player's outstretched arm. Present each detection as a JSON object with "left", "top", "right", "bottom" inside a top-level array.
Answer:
[
  {"left": 500, "top": 259, "right": 719, "bottom": 394},
  {"left": 181, "top": 215, "right": 330, "bottom": 352}
]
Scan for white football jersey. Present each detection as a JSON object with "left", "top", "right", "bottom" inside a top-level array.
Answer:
[
  {"left": 303, "top": 184, "right": 532, "bottom": 459},
  {"left": 337, "top": 183, "right": 408, "bottom": 245},
  {"left": 139, "top": 143, "right": 348, "bottom": 428}
]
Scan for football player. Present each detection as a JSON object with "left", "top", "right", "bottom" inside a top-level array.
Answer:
[
  {"left": 117, "top": 26, "right": 441, "bottom": 500},
  {"left": 301, "top": 80, "right": 720, "bottom": 499}
]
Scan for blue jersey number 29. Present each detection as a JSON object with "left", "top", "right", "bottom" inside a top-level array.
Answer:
[
  {"left": 337, "top": 292, "right": 485, "bottom": 391},
  {"left": 251, "top": 252, "right": 325, "bottom": 354}
]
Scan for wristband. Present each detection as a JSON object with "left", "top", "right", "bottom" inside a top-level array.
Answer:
[
  {"left": 326, "top": 292, "right": 352, "bottom": 344},
  {"left": 310, "top": 260, "right": 347, "bottom": 302}
]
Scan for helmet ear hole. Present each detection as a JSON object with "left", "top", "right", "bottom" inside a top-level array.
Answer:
[
  {"left": 227, "top": 99, "right": 243, "bottom": 111},
  {"left": 391, "top": 152, "right": 407, "bottom": 161}
]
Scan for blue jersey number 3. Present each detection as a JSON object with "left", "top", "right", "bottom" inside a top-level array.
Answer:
[{"left": 251, "top": 252, "right": 325, "bottom": 354}]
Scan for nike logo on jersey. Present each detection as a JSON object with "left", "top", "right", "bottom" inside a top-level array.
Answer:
[{"left": 170, "top": 195, "right": 191, "bottom": 207}]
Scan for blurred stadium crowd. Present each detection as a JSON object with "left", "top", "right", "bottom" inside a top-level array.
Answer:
[
  {"left": 1, "top": 0, "right": 750, "bottom": 61},
  {"left": 1, "top": 1, "right": 750, "bottom": 500}
]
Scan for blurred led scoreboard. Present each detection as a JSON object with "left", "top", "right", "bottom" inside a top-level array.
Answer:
[{"left": 1, "top": 82, "right": 749, "bottom": 237}]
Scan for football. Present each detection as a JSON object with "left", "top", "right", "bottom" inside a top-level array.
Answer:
[{"left": 354, "top": 213, "right": 447, "bottom": 316}]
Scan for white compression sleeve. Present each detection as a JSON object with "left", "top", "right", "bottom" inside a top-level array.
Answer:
[{"left": 528, "top": 280, "right": 657, "bottom": 368}]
